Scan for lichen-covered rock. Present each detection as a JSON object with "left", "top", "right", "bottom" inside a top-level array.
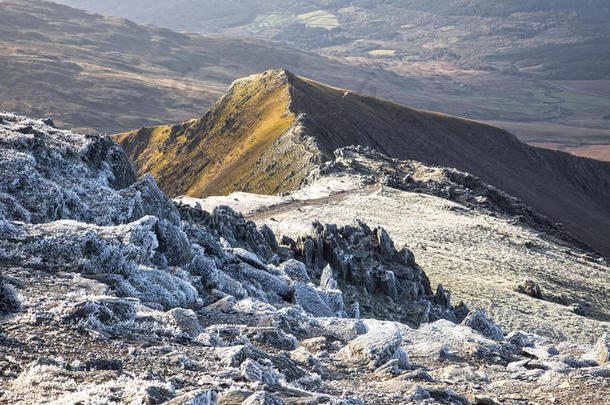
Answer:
[{"left": 461, "top": 309, "right": 504, "bottom": 341}]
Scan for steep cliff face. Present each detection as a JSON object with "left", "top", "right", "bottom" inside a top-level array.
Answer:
[{"left": 115, "top": 70, "right": 610, "bottom": 255}]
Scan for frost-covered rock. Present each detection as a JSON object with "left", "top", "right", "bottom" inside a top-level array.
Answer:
[
  {"left": 242, "top": 391, "right": 283, "bottom": 405},
  {"left": 461, "top": 309, "right": 504, "bottom": 341},
  {"left": 0, "top": 269, "right": 20, "bottom": 314},
  {"left": 341, "top": 328, "right": 409, "bottom": 369},
  {"left": 279, "top": 259, "right": 310, "bottom": 283},
  {"left": 292, "top": 283, "right": 334, "bottom": 317},
  {"left": 582, "top": 334, "right": 610, "bottom": 364},
  {"left": 168, "top": 308, "right": 201, "bottom": 338},
  {"left": 240, "top": 359, "right": 278, "bottom": 385}
]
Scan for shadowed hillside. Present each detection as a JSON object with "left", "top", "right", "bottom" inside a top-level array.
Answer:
[{"left": 115, "top": 70, "right": 610, "bottom": 256}]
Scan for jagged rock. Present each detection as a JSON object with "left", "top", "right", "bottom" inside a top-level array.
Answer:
[
  {"left": 240, "top": 359, "right": 277, "bottom": 385},
  {"left": 291, "top": 219, "right": 458, "bottom": 327},
  {"left": 259, "top": 224, "right": 279, "bottom": 252},
  {"left": 292, "top": 283, "right": 334, "bottom": 317},
  {"left": 319, "top": 318, "right": 367, "bottom": 342},
  {"left": 153, "top": 219, "right": 192, "bottom": 266},
  {"left": 341, "top": 328, "right": 409, "bottom": 369},
  {"left": 582, "top": 334, "right": 610, "bottom": 364},
  {"left": 347, "top": 302, "right": 360, "bottom": 319},
  {"left": 121, "top": 174, "right": 181, "bottom": 226},
  {"left": 279, "top": 259, "right": 310, "bottom": 283},
  {"left": 461, "top": 309, "right": 504, "bottom": 341},
  {"left": 143, "top": 385, "right": 175, "bottom": 405},
  {"left": 168, "top": 308, "right": 201, "bottom": 338},
  {"left": 428, "top": 389, "right": 471, "bottom": 405},
  {"left": 326, "top": 289, "right": 345, "bottom": 314},
  {"left": 407, "top": 385, "right": 431, "bottom": 401},
  {"left": 515, "top": 280, "right": 543, "bottom": 299},
  {"left": 62, "top": 297, "right": 136, "bottom": 326},
  {"left": 251, "top": 328, "right": 297, "bottom": 351},
  {"left": 375, "top": 227, "right": 397, "bottom": 261},
  {"left": 399, "top": 369, "right": 435, "bottom": 382},
  {"left": 229, "top": 248, "right": 267, "bottom": 271},
  {"left": 216, "top": 344, "right": 268, "bottom": 368},
  {"left": 242, "top": 392, "right": 283, "bottom": 405},
  {"left": 320, "top": 265, "right": 338, "bottom": 290},
  {"left": 433, "top": 284, "right": 451, "bottom": 309},
  {"left": 0, "top": 269, "right": 20, "bottom": 314},
  {"left": 165, "top": 390, "right": 217, "bottom": 405}
]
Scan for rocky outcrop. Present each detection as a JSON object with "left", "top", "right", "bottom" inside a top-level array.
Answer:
[{"left": 291, "top": 219, "right": 465, "bottom": 326}]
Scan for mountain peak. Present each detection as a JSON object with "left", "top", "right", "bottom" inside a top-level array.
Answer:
[{"left": 114, "top": 71, "right": 610, "bottom": 255}]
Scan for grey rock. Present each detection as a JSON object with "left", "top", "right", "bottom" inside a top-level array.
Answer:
[
  {"left": 407, "top": 385, "right": 431, "bottom": 401},
  {"left": 428, "top": 389, "right": 471, "bottom": 405},
  {"left": 400, "top": 369, "right": 435, "bottom": 382},
  {"left": 143, "top": 385, "right": 175, "bottom": 405},
  {"left": 0, "top": 270, "right": 20, "bottom": 314},
  {"left": 168, "top": 308, "right": 201, "bottom": 337},
  {"left": 347, "top": 302, "right": 360, "bottom": 319},
  {"left": 583, "top": 334, "right": 610, "bottom": 364},
  {"left": 242, "top": 392, "right": 283, "bottom": 405},
  {"left": 515, "top": 280, "right": 543, "bottom": 299},
  {"left": 216, "top": 344, "right": 268, "bottom": 368},
  {"left": 165, "top": 390, "right": 217, "bottom": 405},
  {"left": 292, "top": 283, "right": 334, "bottom": 317},
  {"left": 375, "top": 226, "right": 397, "bottom": 261},
  {"left": 240, "top": 359, "right": 277, "bottom": 385},
  {"left": 461, "top": 309, "right": 504, "bottom": 341},
  {"left": 120, "top": 174, "right": 181, "bottom": 226},
  {"left": 320, "top": 264, "right": 338, "bottom": 290},
  {"left": 341, "top": 328, "right": 409, "bottom": 369},
  {"left": 279, "top": 259, "right": 310, "bottom": 283}
]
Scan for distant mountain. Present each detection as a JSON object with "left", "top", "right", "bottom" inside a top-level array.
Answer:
[
  {"left": 56, "top": 0, "right": 610, "bottom": 160},
  {"left": 0, "top": 0, "right": 417, "bottom": 134},
  {"left": 115, "top": 70, "right": 610, "bottom": 256}
]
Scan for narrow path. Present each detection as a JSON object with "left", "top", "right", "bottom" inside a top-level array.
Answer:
[{"left": 244, "top": 183, "right": 381, "bottom": 222}]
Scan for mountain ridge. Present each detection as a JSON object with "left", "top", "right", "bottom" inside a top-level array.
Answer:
[{"left": 115, "top": 69, "right": 610, "bottom": 256}]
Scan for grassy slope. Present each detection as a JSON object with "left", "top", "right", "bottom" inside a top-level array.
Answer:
[{"left": 115, "top": 71, "right": 299, "bottom": 197}]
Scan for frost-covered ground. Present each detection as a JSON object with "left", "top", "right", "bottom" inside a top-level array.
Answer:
[
  {"left": 1, "top": 115, "right": 609, "bottom": 404},
  {"left": 193, "top": 147, "right": 610, "bottom": 345}
]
